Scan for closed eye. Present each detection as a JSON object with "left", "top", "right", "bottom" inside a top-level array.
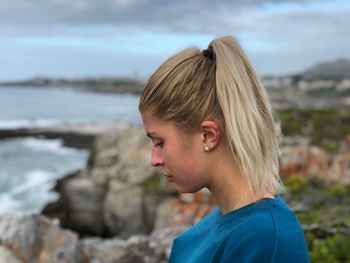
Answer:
[{"left": 154, "top": 141, "right": 164, "bottom": 148}]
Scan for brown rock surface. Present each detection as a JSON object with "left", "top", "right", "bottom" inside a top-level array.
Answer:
[
  {"left": 42, "top": 126, "right": 165, "bottom": 238},
  {"left": 279, "top": 145, "right": 329, "bottom": 178},
  {"left": 0, "top": 212, "right": 187, "bottom": 263},
  {"left": 0, "top": 213, "right": 82, "bottom": 263}
]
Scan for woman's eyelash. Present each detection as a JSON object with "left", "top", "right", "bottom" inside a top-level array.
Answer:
[{"left": 155, "top": 141, "right": 164, "bottom": 147}]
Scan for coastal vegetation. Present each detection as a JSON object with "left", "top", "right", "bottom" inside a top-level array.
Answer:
[
  {"left": 277, "top": 107, "right": 350, "bottom": 262},
  {"left": 284, "top": 176, "right": 350, "bottom": 262},
  {"left": 276, "top": 108, "right": 350, "bottom": 153}
]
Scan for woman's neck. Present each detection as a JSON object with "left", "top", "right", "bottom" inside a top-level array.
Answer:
[{"left": 206, "top": 150, "right": 273, "bottom": 215}]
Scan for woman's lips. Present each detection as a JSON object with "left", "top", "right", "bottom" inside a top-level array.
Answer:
[{"left": 164, "top": 174, "right": 174, "bottom": 182}]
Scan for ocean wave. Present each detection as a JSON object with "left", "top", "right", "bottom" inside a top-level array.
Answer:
[
  {"left": 0, "top": 118, "right": 62, "bottom": 129},
  {"left": 0, "top": 194, "right": 21, "bottom": 213},
  {"left": 7, "top": 169, "right": 56, "bottom": 195},
  {"left": 21, "top": 137, "right": 80, "bottom": 155},
  {"left": 0, "top": 169, "right": 60, "bottom": 214}
]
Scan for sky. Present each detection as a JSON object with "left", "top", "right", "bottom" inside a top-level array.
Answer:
[{"left": 0, "top": 0, "right": 349, "bottom": 81}]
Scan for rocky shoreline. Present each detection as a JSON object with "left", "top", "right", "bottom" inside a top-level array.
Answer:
[
  {"left": 0, "top": 124, "right": 220, "bottom": 262},
  {"left": 0, "top": 125, "right": 189, "bottom": 262},
  {"left": 1, "top": 120, "right": 349, "bottom": 261},
  {"left": 0, "top": 123, "right": 130, "bottom": 149},
  {"left": 0, "top": 212, "right": 187, "bottom": 263},
  {"left": 0, "top": 77, "right": 144, "bottom": 94}
]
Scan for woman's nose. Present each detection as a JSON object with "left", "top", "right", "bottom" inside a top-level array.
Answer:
[{"left": 151, "top": 148, "right": 163, "bottom": 167}]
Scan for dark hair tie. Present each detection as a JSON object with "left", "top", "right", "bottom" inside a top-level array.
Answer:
[{"left": 202, "top": 46, "right": 215, "bottom": 60}]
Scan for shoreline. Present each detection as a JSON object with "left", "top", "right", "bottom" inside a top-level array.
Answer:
[
  {"left": 0, "top": 78, "right": 144, "bottom": 94},
  {"left": 0, "top": 123, "right": 133, "bottom": 149}
]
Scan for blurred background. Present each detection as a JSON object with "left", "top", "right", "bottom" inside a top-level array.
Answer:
[{"left": 0, "top": 0, "right": 349, "bottom": 261}]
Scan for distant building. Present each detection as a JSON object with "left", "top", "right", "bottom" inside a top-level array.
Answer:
[
  {"left": 336, "top": 79, "right": 350, "bottom": 91},
  {"left": 263, "top": 78, "right": 283, "bottom": 88},
  {"left": 297, "top": 80, "right": 335, "bottom": 91}
]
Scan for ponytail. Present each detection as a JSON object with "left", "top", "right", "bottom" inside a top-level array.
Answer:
[{"left": 210, "top": 36, "right": 284, "bottom": 195}]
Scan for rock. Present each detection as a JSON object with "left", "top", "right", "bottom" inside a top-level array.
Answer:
[
  {"left": 169, "top": 189, "right": 216, "bottom": 226},
  {"left": 330, "top": 152, "right": 350, "bottom": 184},
  {"left": 43, "top": 126, "right": 164, "bottom": 238},
  {"left": 153, "top": 189, "right": 217, "bottom": 231},
  {"left": 0, "top": 213, "right": 83, "bottom": 263},
  {"left": 0, "top": 246, "right": 22, "bottom": 263},
  {"left": 279, "top": 140, "right": 350, "bottom": 184},
  {"left": 104, "top": 184, "right": 144, "bottom": 238},
  {"left": 81, "top": 238, "right": 130, "bottom": 262},
  {"left": 153, "top": 198, "right": 177, "bottom": 231},
  {"left": 0, "top": 213, "right": 186, "bottom": 263},
  {"left": 55, "top": 175, "right": 106, "bottom": 236},
  {"left": 279, "top": 145, "right": 329, "bottom": 178},
  {"left": 79, "top": 226, "right": 188, "bottom": 263},
  {"left": 89, "top": 127, "right": 156, "bottom": 184},
  {"left": 0, "top": 123, "right": 127, "bottom": 149}
]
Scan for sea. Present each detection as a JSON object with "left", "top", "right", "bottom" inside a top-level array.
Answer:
[{"left": 0, "top": 86, "right": 141, "bottom": 213}]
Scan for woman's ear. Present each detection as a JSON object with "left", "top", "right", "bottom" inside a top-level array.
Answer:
[{"left": 200, "top": 119, "right": 221, "bottom": 151}]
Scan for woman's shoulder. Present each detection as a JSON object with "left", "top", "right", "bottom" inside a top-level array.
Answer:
[
  {"left": 218, "top": 197, "right": 278, "bottom": 242},
  {"left": 219, "top": 195, "right": 303, "bottom": 239},
  {"left": 214, "top": 196, "right": 310, "bottom": 263}
]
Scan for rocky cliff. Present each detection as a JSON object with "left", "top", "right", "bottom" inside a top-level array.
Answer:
[
  {"left": 42, "top": 126, "right": 180, "bottom": 238},
  {"left": 0, "top": 126, "right": 214, "bottom": 262},
  {"left": 1, "top": 124, "right": 349, "bottom": 261},
  {"left": 0, "top": 212, "right": 187, "bottom": 263},
  {"left": 0, "top": 126, "right": 189, "bottom": 262}
]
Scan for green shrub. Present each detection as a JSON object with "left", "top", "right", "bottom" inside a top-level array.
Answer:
[
  {"left": 284, "top": 176, "right": 308, "bottom": 193},
  {"left": 275, "top": 108, "right": 350, "bottom": 153},
  {"left": 309, "top": 234, "right": 350, "bottom": 263},
  {"left": 285, "top": 175, "right": 350, "bottom": 262}
]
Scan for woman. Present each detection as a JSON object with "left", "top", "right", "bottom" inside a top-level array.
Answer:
[{"left": 139, "top": 36, "right": 309, "bottom": 263}]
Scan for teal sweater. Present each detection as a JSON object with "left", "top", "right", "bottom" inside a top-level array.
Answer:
[{"left": 169, "top": 195, "right": 310, "bottom": 263}]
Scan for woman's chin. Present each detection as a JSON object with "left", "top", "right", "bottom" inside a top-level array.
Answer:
[{"left": 176, "top": 185, "right": 202, "bottom": 194}]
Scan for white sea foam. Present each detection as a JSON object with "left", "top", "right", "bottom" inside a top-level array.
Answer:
[
  {"left": 0, "top": 118, "right": 62, "bottom": 129},
  {"left": 22, "top": 137, "right": 79, "bottom": 155},
  {"left": 7, "top": 170, "right": 55, "bottom": 196},
  {"left": 0, "top": 138, "right": 87, "bottom": 213},
  {"left": 0, "top": 169, "right": 60, "bottom": 214},
  {"left": 0, "top": 194, "right": 21, "bottom": 213}
]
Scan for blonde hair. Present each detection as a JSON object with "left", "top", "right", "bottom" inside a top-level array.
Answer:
[{"left": 139, "top": 36, "right": 284, "bottom": 195}]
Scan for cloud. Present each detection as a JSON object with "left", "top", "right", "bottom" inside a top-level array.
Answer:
[
  {"left": 0, "top": 0, "right": 323, "bottom": 32},
  {"left": 0, "top": 0, "right": 349, "bottom": 79}
]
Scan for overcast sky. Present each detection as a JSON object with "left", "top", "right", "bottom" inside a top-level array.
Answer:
[{"left": 0, "top": 0, "right": 349, "bottom": 81}]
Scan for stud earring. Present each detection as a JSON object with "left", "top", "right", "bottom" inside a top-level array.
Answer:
[{"left": 204, "top": 146, "right": 210, "bottom": 152}]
